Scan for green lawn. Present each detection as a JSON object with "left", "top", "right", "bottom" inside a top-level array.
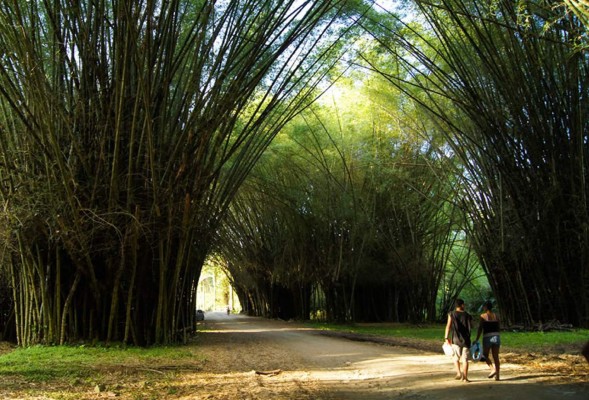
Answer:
[
  {"left": 308, "top": 322, "right": 589, "bottom": 354},
  {"left": 0, "top": 344, "right": 202, "bottom": 382}
]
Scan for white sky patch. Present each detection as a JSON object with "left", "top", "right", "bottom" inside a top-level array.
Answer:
[
  {"left": 373, "top": 0, "right": 399, "bottom": 13},
  {"left": 373, "top": 0, "right": 418, "bottom": 23}
]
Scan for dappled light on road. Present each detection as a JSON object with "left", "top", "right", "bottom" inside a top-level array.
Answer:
[{"left": 193, "top": 312, "right": 589, "bottom": 399}]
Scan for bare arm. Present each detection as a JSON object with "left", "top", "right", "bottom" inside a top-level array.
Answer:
[
  {"left": 444, "top": 314, "right": 452, "bottom": 343},
  {"left": 475, "top": 316, "right": 483, "bottom": 341}
]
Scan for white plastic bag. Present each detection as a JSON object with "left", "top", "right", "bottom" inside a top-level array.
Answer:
[{"left": 442, "top": 342, "right": 453, "bottom": 356}]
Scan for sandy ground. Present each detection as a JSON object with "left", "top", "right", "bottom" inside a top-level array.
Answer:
[
  {"left": 193, "top": 312, "right": 589, "bottom": 400},
  {"left": 0, "top": 312, "right": 587, "bottom": 399}
]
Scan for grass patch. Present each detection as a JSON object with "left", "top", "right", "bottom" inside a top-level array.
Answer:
[
  {"left": 308, "top": 322, "right": 589, "bottom": 354},
  {"left": 0, "top": 343, "right": 207, "bottom": 399},
  {"left": 309, "top": 322, "right": 442, "bottom": 341},
  {"left": 500, "top": 330, "right": 589, "bottom": 352},
  {"left": 0, "top": 344, "right": 203, "bottom": 382}
]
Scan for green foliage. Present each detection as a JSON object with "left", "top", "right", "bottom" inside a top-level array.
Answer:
[
  {"left": 0, "top": 0, "right": 353, "bottom": 346},
  {"left": 197, "top": 257, "right": 241, "bottom": 312},
  {"left": 310, "top": 322, "right": 589, "bottom": 352},
  {"left": 218, "top": 64, "right": 480, "bottom": 323},
  {"left": 502, "top": 330, "right": 589, "bottom": 351},
  {"left": 361, "top": 0, "right": 589, "bottom": 328},
  {"left": 310, "top": 322, "right": 443, "bottom": 341},
  {"left": 0, "top": 345, "right": 200, "bottom": 382}
]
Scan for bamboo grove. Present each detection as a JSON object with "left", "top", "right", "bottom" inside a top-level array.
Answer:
[
  {"left": 365, "top": 0, "right": 589, "bottom": 327},
  {"left": 0, "top": 0, "right": 356, "bottom": 346},
  {"left": 218, "top": 0, "right": 589, "bottom": 328},
  {"left": 0, "top": 0, "right": 588, "bottom": 347},
  {"left": 217, "top": 80, "right": 483, "bottom": 323}
]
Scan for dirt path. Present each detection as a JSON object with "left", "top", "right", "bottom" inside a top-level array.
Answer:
[{"left": 195, "top": 312, "right": 589, "bottom": 399}]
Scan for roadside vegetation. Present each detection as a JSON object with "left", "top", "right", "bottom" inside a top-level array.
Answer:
[
  {"left": 308, "top": 322, "right": 589, "bottom": 354},
  {"left": 0, "top": 345, "right": 201, "bottom": 380},
  {"left": 0, "top": 342, "right": 205, "bottom": 399},
  {"left": 0, "top": 321, "right": 586, "bottom": 399},
  {"left": 216, "top": 0, "right": 589, "bottom": 331},
  {"left": 0, "top": 0, "right": 588, "bottom": 351}
]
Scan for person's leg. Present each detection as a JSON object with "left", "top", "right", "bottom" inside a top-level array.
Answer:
[
  {"left": 462, "top": 361, "right": 469, "bottom": 382},
  {"left": 454, "top": 360, "right": 462, "bottom": 379},
  {"left": 491, "top": 345, "right": 500, "bottom": 380},
  {"left": 483, "top": 337, "right": 497, "bottom": 377},
  {"left": 460, "top": 349, "right": 470, "bottom": 382},
  {"left": 483, "top": 345, "right": 493, "bottom": 370},
  {"left": 452, "top": 345, "right": 462, "bottom": 379}
]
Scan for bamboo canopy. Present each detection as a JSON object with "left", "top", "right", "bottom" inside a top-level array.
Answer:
[
  {"left": 217, "top": 93, "right": 468, "bottom": 323},
  {"left": 0, "top": 0, "right": 352, "bottom": 345},
  {"left": 363, "top": 0, "right": 589, "bottom": 326}
]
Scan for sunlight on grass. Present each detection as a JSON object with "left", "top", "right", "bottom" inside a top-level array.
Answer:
[
  {"left": 308, "top": 322, "right": 589, "bottom": 353},
  {"left": 0, "top": 344, "right": 203, "bottom": 382},
  {"left": 501, "top": 330, "right": 589, "bottom": 351}
]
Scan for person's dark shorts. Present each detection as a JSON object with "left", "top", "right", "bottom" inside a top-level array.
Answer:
[{"left": 483, "top": 335, "right": 500, "bottom": 348}]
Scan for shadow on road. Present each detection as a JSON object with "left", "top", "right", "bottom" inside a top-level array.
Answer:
[{"left": 196, "top": 312, "right": 589, "bottom": 400}]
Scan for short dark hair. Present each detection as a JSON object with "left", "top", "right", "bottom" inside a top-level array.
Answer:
[
  {"left": 456, "top": 298, "right": 465, "bottom": 307},
  {"left": 484, "top": 301, "right": 493, "bottom": 311}
]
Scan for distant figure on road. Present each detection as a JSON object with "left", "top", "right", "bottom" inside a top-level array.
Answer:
[
  {"left": 582, "top": 340, "right": 589, "bottom": 364},
  {"left": 475, "top": 300, "right": 501, "bottom": 380},
  {"left": 444, "top": 298, "right": 473, "bottom": 382}
]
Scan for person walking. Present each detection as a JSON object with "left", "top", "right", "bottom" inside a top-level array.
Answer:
[
  {"left": 444, "top": 298, "right": 473, "bottom": 382},
  {"left": 475, "top": 300, "right": 501, "bottom": 380}
]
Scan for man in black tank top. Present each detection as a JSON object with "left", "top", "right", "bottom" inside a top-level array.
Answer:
[{"left": 444, "top": 298, "right": 473, "bottom": 382}]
